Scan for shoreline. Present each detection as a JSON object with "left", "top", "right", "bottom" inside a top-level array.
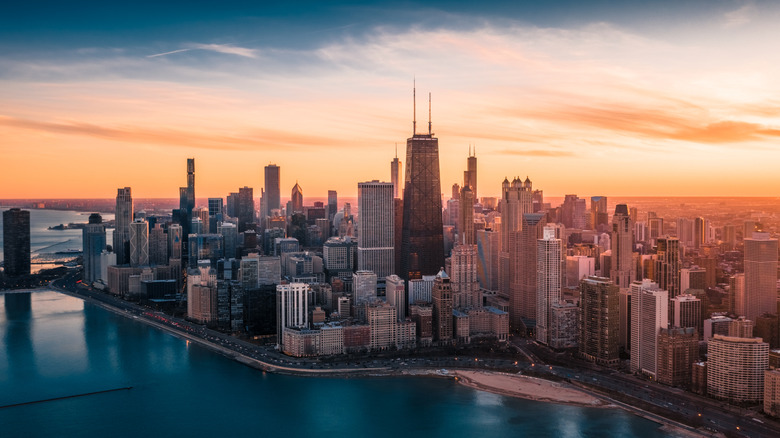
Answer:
[{"left": 41, "top": 286, "right": 708, "bottom": 436}]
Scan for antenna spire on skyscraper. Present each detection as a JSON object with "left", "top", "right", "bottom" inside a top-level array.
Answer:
[
  {"left": 413, "top": 77, "right": 417, "bottom": 135},
  {"left": 428, "top": 92, "right": 432, "bottom": 135}
]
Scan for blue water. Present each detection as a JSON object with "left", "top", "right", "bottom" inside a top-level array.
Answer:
[
  {"left": 0, "top": 291, "right": 670, "bottom": 437},
  {"left": 0, "top": 207, "right": 114, "bottom": 263}
]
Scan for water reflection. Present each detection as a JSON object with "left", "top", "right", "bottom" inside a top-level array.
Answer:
[{"left": 2, "top": 293, "right": 37, "bottom": 386}]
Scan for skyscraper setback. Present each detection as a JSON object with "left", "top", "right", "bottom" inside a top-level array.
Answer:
[{"left": 400, "top": 90, "right": 444, "bottom": 280}]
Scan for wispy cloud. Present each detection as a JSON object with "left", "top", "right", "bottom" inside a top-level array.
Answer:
[
  {"left": 724, "top": 3, "right": 755, "bottom": 28},
  {"left": 147, "top": 43, "right": 257, "bottom": 59},
  {"left": 495, "top": 149, "right": 575, "bottom": 157}
]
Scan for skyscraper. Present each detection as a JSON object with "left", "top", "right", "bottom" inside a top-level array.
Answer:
[
  {"left": 610, "top": 204, "right": 634, "bottom": 289},
  {"left": 510, "top": 212, "right": 545, "bottom": 330},
  {"left": 590, "top": 196, "right": 608, "bottom": 231},
  {"left": 391, "top": 148, "right": 402, "bottom": 199},
  {"left": 357, "top": 181, "right": 394, "bottom": 279},
  {"left": 464, "top": 146, "right": 477, "bottom": 201},
  {"left": 630, "top": 279, "right": 669, "bottom": 377},
  {"left": 458, "top": 186, "right": 475, "bottom": 245},
  {"left": 237, "top": 186, "right": 254, "bottom": 232},
  {"left": 291, "top": 182, "right": 303, "bottom": 215},
  {"left": 432, "top": 269, "right": 453, "bottom": 344},
  {"left": 450, "top": 244, "right": 481, "bottom": 309},
  {"left": 654, "top": 237, "right": 681, "bottom": 298},
  {"left": 3, "top": 208, "right": 30, "bottom": 277},
  {"left": 207, "top": 197, "right": 223, "bottom": 233},
  {"left": 744, "top": 232, "right": 778, "bottom": 321},
  {"left": 129, "top": 219, "right": 149, "bottom": 267},
  {"left": 82, "top": 213, "right": 106, "bottom": 283},
  {"left": 328, "top": 190, "right": 338, "bottom": 221},
  {"left": 536, "top": 226, "right": 562, "bottom": 345},
  {"left": 113, "top": 187, "right": 133, "bottom": 265},
  {"left": 578, "top": 276, "right": 620, "bottom": 366},
  {"left": 400, "top": 90, "right": 444, "bottom": 280},
  {"left": 499, "top": 177, "right": 533, "bottom": 297},
  {"left": 263, "top": 164, "right": 281, "bottom": 221}
]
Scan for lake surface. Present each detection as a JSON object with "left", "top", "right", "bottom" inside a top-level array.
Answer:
[{"left": 0, "top": 291, "right": 671, "bottom": 437}]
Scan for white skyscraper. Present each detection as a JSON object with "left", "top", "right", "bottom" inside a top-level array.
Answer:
[
  {"left": 536, "top": 225, "right": 562, "bottom": 345},
  {"left": 276, "top": 283, "right": 310, "bottom": 346},
  {"left": 357, "top": 181, "right": 394, "bottom": 280},
  {"left": 385, "top": 274, "right": 406, "bottom": 321},
  {"left": 630, "top": 279, "right": 669, "bottom": 377}
]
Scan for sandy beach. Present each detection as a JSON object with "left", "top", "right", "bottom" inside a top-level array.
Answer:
[{"left": 450, "top": 370, "right": 611, "bottom": 408}]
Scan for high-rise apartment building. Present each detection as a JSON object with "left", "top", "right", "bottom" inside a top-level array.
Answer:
[
  {"left": 328, "top": 190, "right": 338, "bottom": 221},
  {"left": 578, "top": 276, "right": 620, "bottom": 366},
  {"left": 561, "top": 195, "right": 587, "bottom": 229},
  {"left": 385, "top": 274, "right": 406, "bottom": 321},
  {"left": 357, "top": 181, "right": 394, "bottom": 279},
  {"left": 432, "top": 269, "right": 453, "bottom": 344},
  {"left": 113, "top": 187, "right": 133, "bottom": 265},
  {"left": 656, "top": 327, "right": 699, "bottom": 387},
  {"left": 671, "top": 293, "right": 702, "bottom": 333},
  {"left": 458, "top": 186, "right": 475, "bottom": 245},
  {"left": 450, "top": 244, "right": 481, "bottom": 309},
  {"left": 476, "top": 228, "right": 500, "bottom": 292},
  {"left": 207, "top": 197, "right": 223, "bottom": 233},
  {"left": 276, "top": 282, "right": 310, "bottom": 346},
  {"left": 744, "top": 232, "right": 778, "bottom": 321},
  {"left": 610, "top": 204, "right": 634, "bottom": 289},
  {"left": 82, "top": 213, "right": 106, "bottom": 283},
  {"left": 707, "top": 335, "right": 769, "bottom": 403},
  {"left": 499, "top": 177, "right": 533, "bottom": 296},
  {"left": 399, "top": 93, "right": 444, "bottom": 280},
  {"left": 168, "top": 224, "right": 182, "bottom": 260},
  {"left": 654, "top": 237, "right": 681, "bottom": 298},
  {"left": 3, "top": 208, "right": 31, "bottom": 276},
  {"left": 536, "top": 226, "right": 562, "bottom": 345},
  {"left": 630, "top": 279, "right": 668, "bottom": 377},
  {"left": 510, "top": 213, "right": 545, "bottom": 330}
]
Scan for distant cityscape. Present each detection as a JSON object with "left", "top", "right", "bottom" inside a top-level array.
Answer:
[{"left": 3, "top": 103, "right": 780, "bottom": 435}]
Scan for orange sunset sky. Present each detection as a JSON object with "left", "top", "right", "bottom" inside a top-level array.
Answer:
[{"left": 2, "top": 1, "right": 780, "bottom": 199}]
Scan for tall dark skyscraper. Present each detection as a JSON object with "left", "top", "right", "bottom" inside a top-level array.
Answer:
[
  {"left": 114, "top": 187, "right": 133, "bottom": 265},
  {"left": 464, "top": 146, "right": 477, "bottom": 201},
  {"left": 400, "top": 89, "right": 444, "bottom": 280},
  {"left": 178, "top": 158, "right": 195, "bottom": 254},
  {"left": 263, "top": 164, "right": 280, "bottom": 221},
  {"left": 237, "top": 186, "right": 255, "bottom": 232},
  {"left": 82, "top": 213, "right": 106, "bottom": 283},
  {"left": 327, "top": 190, "right": 338, "bottom": 221},
  {"left": 3, "top": 208, "right": 31, "bottom": 276}
]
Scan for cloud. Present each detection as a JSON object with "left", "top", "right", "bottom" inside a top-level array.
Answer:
[
  {"left": 724, "top": 3, "right": 755, "bottom": 28},
  {"left": 147, "top": 43, "right": 257, "bottom": 59},
  {"left": 495, "top": 149, "right": 575, "bottom": 157},
  {"left": 0, "top": 115, "right": 358, "bottom": 151}
]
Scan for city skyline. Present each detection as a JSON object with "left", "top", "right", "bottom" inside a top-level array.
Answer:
[{"left": 4, "top": 1, "right": 780, "bottom": 198}]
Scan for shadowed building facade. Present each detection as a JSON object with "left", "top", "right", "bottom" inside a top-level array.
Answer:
[
  {"left": 400, "top": 93, "right": 444, "bottom": 280},
  {"left": 2, "top": 208, "right": 30, "bottom": 276}
]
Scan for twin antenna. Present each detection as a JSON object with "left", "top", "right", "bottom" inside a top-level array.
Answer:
[{"left": 412, "top": 79, "right": 432, "bottom": 136}]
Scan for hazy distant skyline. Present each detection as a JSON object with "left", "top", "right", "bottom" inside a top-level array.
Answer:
[{"left": 3, "top": 1, "right": 780, "bottom": 198}]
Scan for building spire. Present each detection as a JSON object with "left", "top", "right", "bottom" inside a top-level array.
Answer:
[
  {"left": 413, "top": 77, "right": 416, "bottom": 135},
  {"left": 428, "top": 92, "right": 432, "bottom": 135},
  {"left": 395, "top": 142, "right": 398, "bottom": 158}
]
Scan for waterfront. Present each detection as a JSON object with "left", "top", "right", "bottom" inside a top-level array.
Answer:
[
  {"left": 0, "top": 290, "right": 672, "bottom": 437},
  {"left": 0, "top": 207, "right": 114, "bottom": 266}
]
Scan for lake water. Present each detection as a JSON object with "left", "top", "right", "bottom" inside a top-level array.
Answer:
[
  {"left": 0, "top": 207, "right": 114, "bottom": 265},
  {"left": 0, "top": 291, "right": 671, "bottom": 437}
]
